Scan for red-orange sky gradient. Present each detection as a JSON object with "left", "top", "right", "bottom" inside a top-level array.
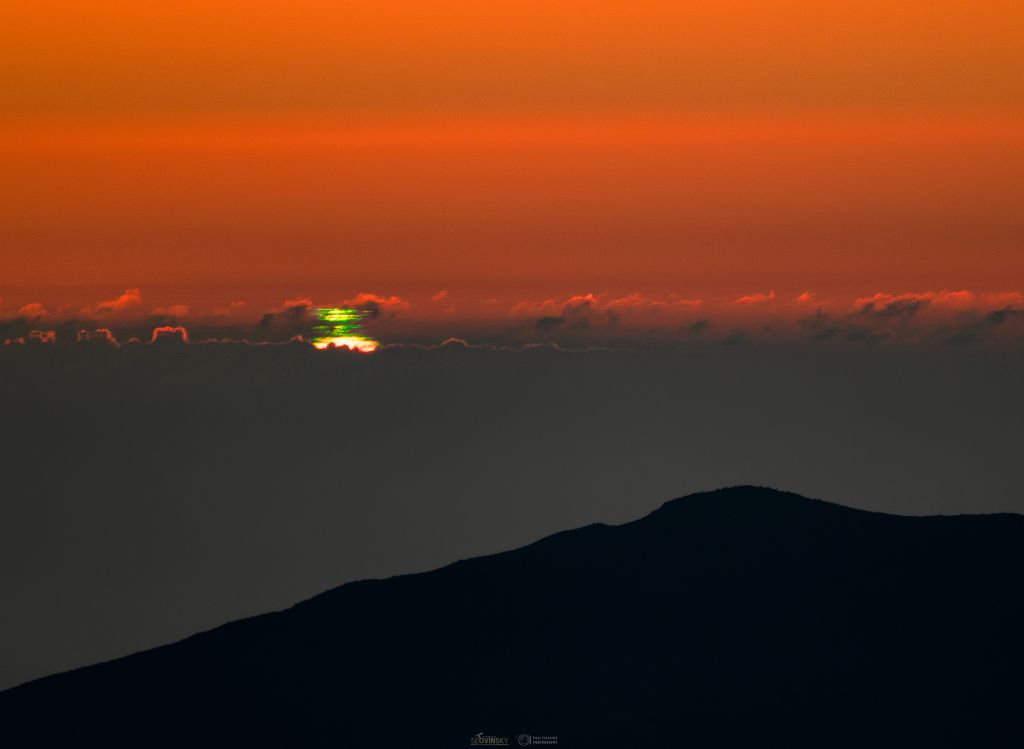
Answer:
[{"left": 2, "top": 0, "right": 1023, "bottom": 323}]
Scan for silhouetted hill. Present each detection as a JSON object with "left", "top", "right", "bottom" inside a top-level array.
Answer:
[{"left": 2, "top": 486, "right": 1023, "bottom": 748}]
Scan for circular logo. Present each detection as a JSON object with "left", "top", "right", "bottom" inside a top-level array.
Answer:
[{"left": 517, "top": 735, "right": 532, "bottom": 746}]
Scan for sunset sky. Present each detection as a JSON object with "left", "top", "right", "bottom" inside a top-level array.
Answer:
[
  {"left": 6, "top": 0, "right": 1024, "bottom": 697},
  {"left": 2, "top": 0, "right": 1023, "bottom": 328}
]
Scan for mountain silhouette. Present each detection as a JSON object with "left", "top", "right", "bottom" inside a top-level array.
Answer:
[{"left": 2, "top": 486, "right": 1023, "bottom": 747}]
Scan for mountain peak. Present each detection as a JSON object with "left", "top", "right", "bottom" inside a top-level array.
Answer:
[
  {"left": 641, "top": 484, "right": 860, "bottom": 525},
  {"left": 3, "top": 486, "right": 1023, "bottom": 748}
]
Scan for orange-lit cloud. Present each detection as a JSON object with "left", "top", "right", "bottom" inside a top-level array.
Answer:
[
  {"left": 17, "top": 303, "right": 48, "bottom": 319},
  {"left": 980, "top": 292, "right": 1024, "bottom": 309},
  {"left": 510, "top": 293, "right": 701, "bottom": 319},
  {"left": 80, "top": 289, "right": 142, "bottom": 317},
  {"left": 341, "top": 293, "right": 410, "bottom": 319},
  {"left": 2, "top": 286, "right": 1023, "bottom": 350},
  {"left": 605, "top": 293, "right": 702, "bottom": 312},
  {"left": 76, "top": 329, "right": 119, "bottom": 346},
  {"left": 732, "top": 291, "right": 776, "bottom": 305},
  {"left": 149, "top": 326, "right": 189, "bottom": 344},
  {"left": 851, "top": 290, "right": 1000, "bottom": 313}
]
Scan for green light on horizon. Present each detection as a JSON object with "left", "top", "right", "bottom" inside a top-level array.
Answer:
[{"left": 311, "top": 307, "right": 379, "bottom": 352}]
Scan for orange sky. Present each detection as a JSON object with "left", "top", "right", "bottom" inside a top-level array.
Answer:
[{"left": 2, "top": 0, "right": 1023, "bottom": 315}]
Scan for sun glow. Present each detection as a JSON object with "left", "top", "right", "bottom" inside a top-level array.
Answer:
[
  {"left": 312, "top": 335, "right": 379, "bottom": 352},
  {"left": 311, "top": 308, "right": 379, "bottom": 352}
]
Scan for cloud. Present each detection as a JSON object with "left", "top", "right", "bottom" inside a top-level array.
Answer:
[
  {"left": 985, "top": 308, "right": 1024, "bottom": 326},
  {"left": 787, "top": 289, "right": 1024, "bottom": 346},
  {"left": 980, "top": 292, "right": 1024, "bottom": 309},
  {"left": 731, "top": 291, "right": 775, "bottom": 305},
  {"left": 536, "top": 316, "right": 564, "bottom": 331},
  {"left": 852, "top": 290, "right": 978, "bottom": 314},
  {"left": 80, "top": 289, "right": 142, "bottom": 317},
  {"left": 76, "top": 329, "right": 119, "bottom": 346},
  {"left": 4, "top": 286, "right": 1023, "bottom": 351},
  {"left": 605, "top": 293, "right": 702, "bottom": 312},
  {"left": 543, "top": 294, "right": 615, "bottom": 330},
  {"left": 149, "top": 326, "right": 189, "bottom": 344},
  {"left": 508, "top": 298, "right": 562, "bottom": 317},
  {"left": 798, "top": 301, "right": 923, "bottom": 343},
  {"left": 430, "top": 290, "right": 449, "bottom": 302},
  {"left": 17, "top": 303, "right": 48, "bottom": 319},
  {"left": 933, "top": 290, "right": 976, "bottom": 308},
  {"left": 27, "top": 330, "right": 57, "bottom": 344},
  {"left": 378, "top": 337, "right": 606, "bottom": 353},
  {"left": 861, "top": 298, "right": 928, "bottom": 319},
  {"left": 258, "top": 298, "right": 314, "bottom": 329},
  {"left": 341, "top": 293, "right": 410, "bottom": 319},
  {"left": 560, "top": 294, "right": 602, "bottom": 325},
  {"left": 512, "top": 293, "right": 701, "bottom": 332},
  {"left": 942, "top": 307, "right": 1024, "bottom": 345},
  {"left": 210, "top": 301, "right": 247, "bottom": 317},
  {"left": 280, "top": 297, "right": 313, "bottom": 310}
]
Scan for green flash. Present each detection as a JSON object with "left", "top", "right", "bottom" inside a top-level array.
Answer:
[{"left": 311, "top": 307, "right": 379, "bottom": 352}]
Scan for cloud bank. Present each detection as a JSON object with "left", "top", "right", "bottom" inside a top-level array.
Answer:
[{"left": 2, "top": 287, "right": 1023, "bottom": 350}]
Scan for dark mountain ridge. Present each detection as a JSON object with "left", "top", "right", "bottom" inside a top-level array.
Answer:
[{"left": 2, "top": 486, "right": 1023, "bottom": 747}]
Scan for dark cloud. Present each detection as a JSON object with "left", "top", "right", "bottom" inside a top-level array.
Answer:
[
  {"left": 985, "top": 307, "right": 1024, "bottom": 326},
  {"left": 258, "top": 298, "right": 312, "bottom": 328},
  {"left": 529, "top": 294, "right": 623, "bottom": 333},
  {"left": 253, "top": 298, "right": 316, "bottom": 342},
  {"left": 859, "top": 298, "right": 929, "bottom": 319},
  {"left": 816, "top": 326, "right": 842, "bottom": 340},
  {"left": 786, "top": 297, "right": 1024, "bottom": 347}
]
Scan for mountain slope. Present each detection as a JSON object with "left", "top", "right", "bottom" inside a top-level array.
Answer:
[{"left": 2, "top": 486, "right": 1023, "bottom": 748}]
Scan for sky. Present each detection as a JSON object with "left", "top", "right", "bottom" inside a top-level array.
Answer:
[
  {"left": 3, "top": 0, "right": 1024, "bottom": 692},
  {"left": 2, "top": 0, "right": 1023, "bottom": 322}
]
